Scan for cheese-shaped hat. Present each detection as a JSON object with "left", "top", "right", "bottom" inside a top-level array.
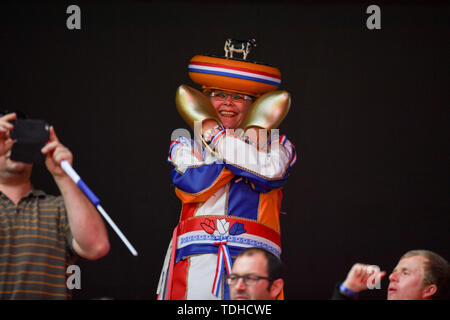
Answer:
[{"left": 188, "top": 54, "right": 281, "bottom": 97}]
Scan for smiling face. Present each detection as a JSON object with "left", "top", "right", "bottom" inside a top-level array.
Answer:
[
  {"left": 387, "top": 255, "right": 432, "bottom": 300},
  {"left": 208, "top": 90, "right": 253, "bottom": 129}
]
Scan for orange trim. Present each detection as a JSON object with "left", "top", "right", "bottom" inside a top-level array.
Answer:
[
  {"left": 0, "top": 251, "right": 65, "bottom": 262},
  {"left": 174, "top": 168, "right": 234, "bottom": 203},
  {"left": 0, "top": 234, "right": 65, "bottom": 245},
  {"left": 0, "top": 218, "right": 57, "bottom": 226},
  {"left": 0, "top": 289, "right": 68, "bottom": 297},
  {"left": 0, "top": 225, "right": 58, "bottom": 234},
  {"left": 0, "top": 261, "right": 65, "bottom": 270},
  {"left": 0, "top": 280, "right": 66, "bottom": 288},
  {"left": 189, "top": 55, "right": 281, "bottom": 96},
  {"left": 0, "top": 212, "right": 58, "bottom": 218},
  {"left": 190, "top": 55, "right": 280, "bottom": 77},
  {"left": 0, "top": 243, "right": 66, "bottom": 253},
  {"left": 0, "top": 270, "right": 66, "bottom": 278},
  {"left": 257, "top": 189, "right": 282, "bottom": 233}
]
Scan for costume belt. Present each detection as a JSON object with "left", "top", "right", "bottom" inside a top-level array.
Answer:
[{"left": 168, "top": 215, "right": 281, "bottom": 297}]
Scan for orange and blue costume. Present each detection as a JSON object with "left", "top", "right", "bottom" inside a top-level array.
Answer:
[
  {"left": 157, "top": 131, "right": 296, "bottom": 299},
  {"left": 157, "top": 46, "right": 295, "bottom": 300}
]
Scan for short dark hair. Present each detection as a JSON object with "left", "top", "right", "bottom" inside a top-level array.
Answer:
[
  {"left": 236, "top": 247, "right": 284, "bottom": 281},
  {"left": 401, "top": 250, "right": 450, "bottom": 300}
]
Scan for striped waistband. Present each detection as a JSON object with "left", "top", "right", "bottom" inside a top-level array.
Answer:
[{"left": 174, "top": 215, "right": 281, "bottom": 261}]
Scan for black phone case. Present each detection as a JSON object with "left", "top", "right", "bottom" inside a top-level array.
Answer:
[{"left": 10, "top": 119, "right": 50, "bottom": 164}]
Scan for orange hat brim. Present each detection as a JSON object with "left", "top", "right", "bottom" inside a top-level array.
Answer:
[{"left": 188, "top": 55, "right": 281, "bottom": 97}]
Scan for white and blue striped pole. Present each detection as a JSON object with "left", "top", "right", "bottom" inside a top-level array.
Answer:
[{"left": 60, "top": 160, "right": 138, "bottom": 256}]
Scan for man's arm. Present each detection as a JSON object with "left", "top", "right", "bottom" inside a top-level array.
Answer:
[
  {"left": 41, "top": 126, "right": 110, "bottom": 260},
  {"left": 203, "top": 120, "right": 296, "bottom": 193},
  {"left": 214, "top": 130, "right": 296, "bottom": 192},
  {"left": 337, "top": 263, "right": 387, "bottom": 298}
]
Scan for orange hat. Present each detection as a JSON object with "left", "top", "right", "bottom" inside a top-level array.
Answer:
[{"left": 188, "top": 55, "right": 281, "bottom": 97}]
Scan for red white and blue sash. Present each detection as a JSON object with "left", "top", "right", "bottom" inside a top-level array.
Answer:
[{"left": 168, "top": 215, "right": 281, "bottom": 297}]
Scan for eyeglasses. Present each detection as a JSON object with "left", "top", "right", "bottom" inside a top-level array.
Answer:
[
  {"left": 209, "top": 91, "right": 253, "bottom": 102},
  {"left": 225, "top": 274, "right": 272, "bottom": 286}
]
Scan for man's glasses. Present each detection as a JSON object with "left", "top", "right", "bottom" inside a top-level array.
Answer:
[
  {"left": 225, "top": 274, "right": 272, "bottom": 286},
  {"left": 209, "top": 91, "right": 253, "bottom": 102}
]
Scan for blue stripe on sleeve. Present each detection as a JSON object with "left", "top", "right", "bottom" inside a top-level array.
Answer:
[{"left": 170, "top": 163, "right": 226, "bottom": 194}]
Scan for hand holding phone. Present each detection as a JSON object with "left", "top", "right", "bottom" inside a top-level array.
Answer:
[
  {"left": 0, "top": 113, "right": 16, "bottom": 156},
  {"left": 10, "top": 119, "right": 50, "bottom": 164}
]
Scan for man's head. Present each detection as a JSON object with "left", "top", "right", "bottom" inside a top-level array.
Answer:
[
  {"left": 228, "top": 247, "right": 284, "bottom": 300},
  {"left": 206, "top": 89, "right": 254, "bottom": 129},
  {"left": 388, "top": 250, "right": 449, "bottom": 300}
]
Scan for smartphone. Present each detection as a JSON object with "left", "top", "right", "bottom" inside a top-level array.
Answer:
[{"left": 9, "top": 119, "right": 50, "bottom": 164}]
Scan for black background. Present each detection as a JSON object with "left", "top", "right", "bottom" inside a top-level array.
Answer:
[{"left": 1, "top": 1, "right": 448, "bottom": 300}]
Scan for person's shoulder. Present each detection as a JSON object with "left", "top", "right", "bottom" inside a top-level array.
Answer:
[{"left": 32, "top": 188, "right": 64, "bottom": 204}]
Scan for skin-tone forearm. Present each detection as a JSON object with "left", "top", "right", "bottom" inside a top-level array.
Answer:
[
  {"left": 42, "top": 127, "right": 110, "bottom": 260},
  {"left": 54, "top": 174, "right": 110, "bottom": 260}
]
